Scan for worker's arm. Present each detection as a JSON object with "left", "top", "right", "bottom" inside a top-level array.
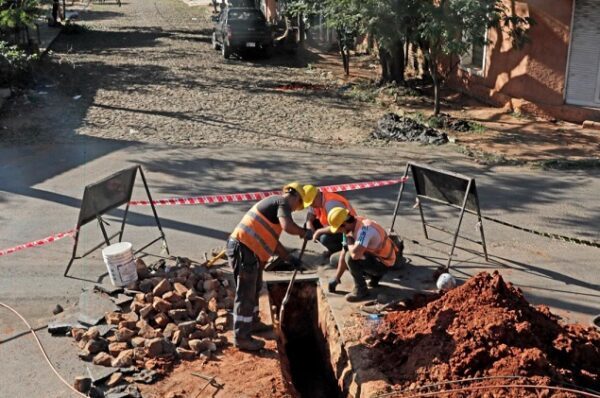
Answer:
[
  {"left": 347, "top": 243, "right": 367, "bottom": 260},
  {"left": 274, "top": 242, "right": 290, "bottom": 260},
  {"left": 279, "top": 216, "right": 306, "bottom": 238},
  {"left": 312, "top": 226, "right": 331, "bottom": 242},
  {"left": 334, "top": 248, "right": 348, "bottom": 281},
  {"left": 306, "top": 212, "right": 317, "bottom": 231}
]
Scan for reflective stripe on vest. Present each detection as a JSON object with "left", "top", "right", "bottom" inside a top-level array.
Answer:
[
  {"left": 231, "top": 204, "right": 282, "bottom": 263},
  {"left": 314, "top": 191, "right": 356, "bottom": 226},
  {"left": 355, "top": 217, "right": 397, "bottom": 267}
]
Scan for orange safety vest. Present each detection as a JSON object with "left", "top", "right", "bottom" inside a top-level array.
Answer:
[
  {"left": 231, "top": 203, "right": 283, "bottom": 263},
  {"left": 313, "top": 191, "right": 356, "bottom": 227},
  {"left": 353, "top": 217, "right": 397, "bottom": 267}
]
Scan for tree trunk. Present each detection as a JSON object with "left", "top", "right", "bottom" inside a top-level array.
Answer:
[
  {"left": 345, "top": 47, "right": 350, "bottom": 76},
  {"left": 428, "top": 51, "right": 441, "bottom": 115},
  {"left": 432, "top": 73, "right": 441, "bottom": 115},
  {"left": 378, "top": 41, "right": 405, "bottom": 84},
  {"left": 338, "top": 30, "right": 349, "bottom": 76}
]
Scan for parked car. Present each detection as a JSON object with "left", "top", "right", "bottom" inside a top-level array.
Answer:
[{"left": 211, "top": 7, "right": 273, "bottom": 59}]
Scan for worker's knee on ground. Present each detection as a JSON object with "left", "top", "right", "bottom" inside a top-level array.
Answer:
[
  {"left": 344, "top": 250, "right": 357, "bottom": 267},
  {"left": 318, "top": 233, "right": 329, "bottom": 245}
]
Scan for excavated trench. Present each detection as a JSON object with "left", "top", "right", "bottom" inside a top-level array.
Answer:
[{"left": 267, "top": 280, "right": 346, "bottom": 398}]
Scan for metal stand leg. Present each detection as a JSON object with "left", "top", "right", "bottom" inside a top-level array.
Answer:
[
  {"left": 119, "top": 202, "right": 130, "bottom": 242},
  {"left": 97, "top": 216, "right": 111, "bottom": 245},
  {"left": 446, "top": 180, "right": 473, "bottom": 271},
  {"left": 64, "top": 228, "right": 81, "bottom": 277},
  {"left": 417, "top": 198, "right": 429, "bottom": 240},
  {"left": 139, "top": 167, "right": 170, "bottom": 255},
  {"left": 389, "top": 163, "right": 410, "bottom": 233}
]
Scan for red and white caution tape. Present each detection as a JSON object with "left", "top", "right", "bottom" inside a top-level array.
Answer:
[
  {"left": 0, "top": 229, "right": 76, "bottom": 257},
  {"left": 0, "top": 177, "right": 407, "bottom": 257},
  {"left": 129, "top": 178, "right": 407, "bottom": 206}
]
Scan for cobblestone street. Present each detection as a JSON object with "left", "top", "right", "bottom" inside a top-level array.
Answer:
[{"left": 0, "top": 0, "right": 379, "bottom": 148}]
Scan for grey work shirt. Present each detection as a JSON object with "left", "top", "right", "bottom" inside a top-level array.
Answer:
[{"left": 255, "top": 195, "right": 292, "bottom": 224}]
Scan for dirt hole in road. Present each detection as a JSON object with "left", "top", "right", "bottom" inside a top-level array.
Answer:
[{"left": 268, "top": 281, "right": 343, "bottom": 398}]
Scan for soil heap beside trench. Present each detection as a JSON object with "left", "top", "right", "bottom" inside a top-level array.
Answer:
[{"left": 370, "top": 271, "right": 600, "bottom": 397}]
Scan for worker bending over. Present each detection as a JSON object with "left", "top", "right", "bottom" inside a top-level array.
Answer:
[
  {"left": 227, "top": 182, "right": 313, "bottom": 351},
  {"left": 303, "top": 185, "right": 356, "bottom": 257},
  {"left": 327, "top": 207, "right": 398, "bottom": 302}
]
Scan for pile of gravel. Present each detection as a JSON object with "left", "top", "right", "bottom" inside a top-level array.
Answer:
[{"left": 371, "top": 113, "right": 448, "bottom": 145}]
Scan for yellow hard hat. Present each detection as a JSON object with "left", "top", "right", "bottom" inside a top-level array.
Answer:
[
  {"left": 327, "top": 207, "right": 350, "bottom": 233},
  {"left": 302, "top": 184, "right": 318, "bottom": 207},
  {"left": 283, "top": 182, "right": 318, "bottom": 209}
]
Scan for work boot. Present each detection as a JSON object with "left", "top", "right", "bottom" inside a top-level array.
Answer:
[
  {"left": 251, "top": 320, "right": 272, "bottom": 333},
  {"left": 234, "top": 336, "right": 265, "bottom": 351},
  {"left": 345, "top": 287, "right": 369, "bottom": 302},
  {"left": 368, "top": 275, "right": 382, "bottom": 288}
]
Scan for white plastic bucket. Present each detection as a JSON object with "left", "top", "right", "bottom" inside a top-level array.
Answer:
[{"left": 102, "top": 242, "right": 138, "bottom": 287}]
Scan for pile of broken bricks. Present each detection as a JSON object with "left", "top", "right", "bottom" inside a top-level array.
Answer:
[{"left": 49, "top": 255, "right": 234, "bottom": 398}]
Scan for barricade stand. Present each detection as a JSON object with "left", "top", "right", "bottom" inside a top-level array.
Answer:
[
  {"left": 64, "top": 166, "right": 169, "bottom": 277},
  {"left": 390, "top": 162, "right": 488, "bottom": 270}
]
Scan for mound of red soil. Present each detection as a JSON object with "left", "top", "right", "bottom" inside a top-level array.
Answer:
[{"left": 371, "top": 271, "right": 600, "bottom": 397}]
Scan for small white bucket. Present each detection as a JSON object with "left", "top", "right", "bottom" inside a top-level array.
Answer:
[{"left": 102, "top": 242, "right": 138, "bottom": 287}]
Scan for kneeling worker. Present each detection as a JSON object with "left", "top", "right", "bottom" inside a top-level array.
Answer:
[
  {"left": 227, "top": 182, "right": 313, "bottom": 351},
  {"left": 303, "top": 185, "right": 356, "bottom": 256},
  {"left": 327, "top": 207, "right": 398, "bottom": 302}
]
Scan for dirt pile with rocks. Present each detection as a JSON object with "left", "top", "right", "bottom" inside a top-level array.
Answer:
[
  {"left": 370, "top": 271, "right": 600, "bottom": 397},
  {"left": 371, "top": 113, "right": 449, "bottom": 145},
  {"left": 69, "top": 256, "right": 234, "bottom": 396}
]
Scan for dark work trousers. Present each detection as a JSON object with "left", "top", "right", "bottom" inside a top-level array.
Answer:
[
  {"left": 226, "top": 238, "right": 262, "bottom": 340},
  {"left": 344, "top": 251, "right": 388, "bottom": 291},
  {"left": 312, "top": 219, "right": 344, "bottom": 253}
]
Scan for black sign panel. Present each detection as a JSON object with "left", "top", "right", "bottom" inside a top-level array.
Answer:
[
  {"left": 410, "top": 164, "right": 478, "bottom": 212},
  {"left": 77, "top": 167, "right": 138, "bottom": 227}
]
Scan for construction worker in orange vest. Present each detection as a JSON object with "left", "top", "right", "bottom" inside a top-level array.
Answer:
[
  {"left": 302, "top": 185, "right": 356, "bottom": 257},
  {"left": 326, "top": 207, "right": 398, "bottom": 302},
  {"left": 226, "top": 182, "right": 314, "bottom": 351}
]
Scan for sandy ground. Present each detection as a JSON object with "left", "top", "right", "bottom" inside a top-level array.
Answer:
[
  {"left": 139, "top": 333, "right": 293, "bottom": 398},
  {"left": 311, "top": 48, "right": 600, "bottom": 164}
]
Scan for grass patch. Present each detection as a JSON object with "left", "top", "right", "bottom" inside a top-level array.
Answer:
[
  {"left": 532, "top": 158, "right": 600, "bottom": 170},
  {"left": 343, "top": 82, "right": 379, "bottom": 103}
]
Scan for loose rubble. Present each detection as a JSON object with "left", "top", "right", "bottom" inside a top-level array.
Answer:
[
  {"left": 371, "top": 113, "right": 448, "bottom": 145},
  {"left": 370, "top": 271, "right": 600, "bottom": 397},
  {"left": 371, "top": 113, "right": 449, "bottom": 145},
  {"left": 430, "top": 112, "right": 475, "bottom": 132},
  {"left": 54, "top": 255, "right": 233, "bottom": 396}
]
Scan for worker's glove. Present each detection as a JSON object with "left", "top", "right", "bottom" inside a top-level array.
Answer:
[
  {"left": 288, "top": 256, "right": 303, "bottom": 270},
  {"left": 328, "top": 278, "right": 340, "bottom": 293},
  {"left": 303, "top": 228, "right": 314, "bottom": 241}
]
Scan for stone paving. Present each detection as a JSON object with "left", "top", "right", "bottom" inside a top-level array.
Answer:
[{"left": 0, "top": 0, "right": 379, "bottom": 149}]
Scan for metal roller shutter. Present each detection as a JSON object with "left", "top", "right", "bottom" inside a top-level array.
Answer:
[{"left": 565, "top": 0, "right": 600, "bottom": 107}]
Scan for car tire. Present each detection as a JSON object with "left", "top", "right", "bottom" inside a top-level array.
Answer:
[
  {"left": 212, "top": 32, "right": 220, "bottom": 50},
  {"left": 222, "top": 41, "right": 231, "bottom": 59},
  {"left": 262, "top": 46, "right": 273, "bottom": 59}
]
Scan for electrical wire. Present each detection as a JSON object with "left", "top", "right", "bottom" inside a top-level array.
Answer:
[
  {"left": 397, "top": 384, "right": 600, "bottom": 398},
  {"left": 373, "top": 376, "right": 600, "bottom": 398},
  {"left": 376, "top": 375, "right": 600, "bottom": 396},
  {"left": 0, "top": 302, "right": 87, "bottom": 398}
]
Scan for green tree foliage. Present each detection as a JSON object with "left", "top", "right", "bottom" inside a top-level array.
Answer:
[
  {"left": 285, "top": 0, "right": 533, "bottom": 114},
  {"left": 416, "top": 0, "right": 533, "bottom": 114},
  {"left": 0, "top": 0, "right": 40, "bottom": 30},
  {"left": 0, "top": 40, "right": 39, "bottom": 86}
]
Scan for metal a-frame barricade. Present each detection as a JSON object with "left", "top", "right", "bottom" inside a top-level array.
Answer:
[
  {"left": 390, "top": 162, "right": 488, "bottom": 270},
  {"left": 64, "top": 166, "right": 169, "bottom": 277}
]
